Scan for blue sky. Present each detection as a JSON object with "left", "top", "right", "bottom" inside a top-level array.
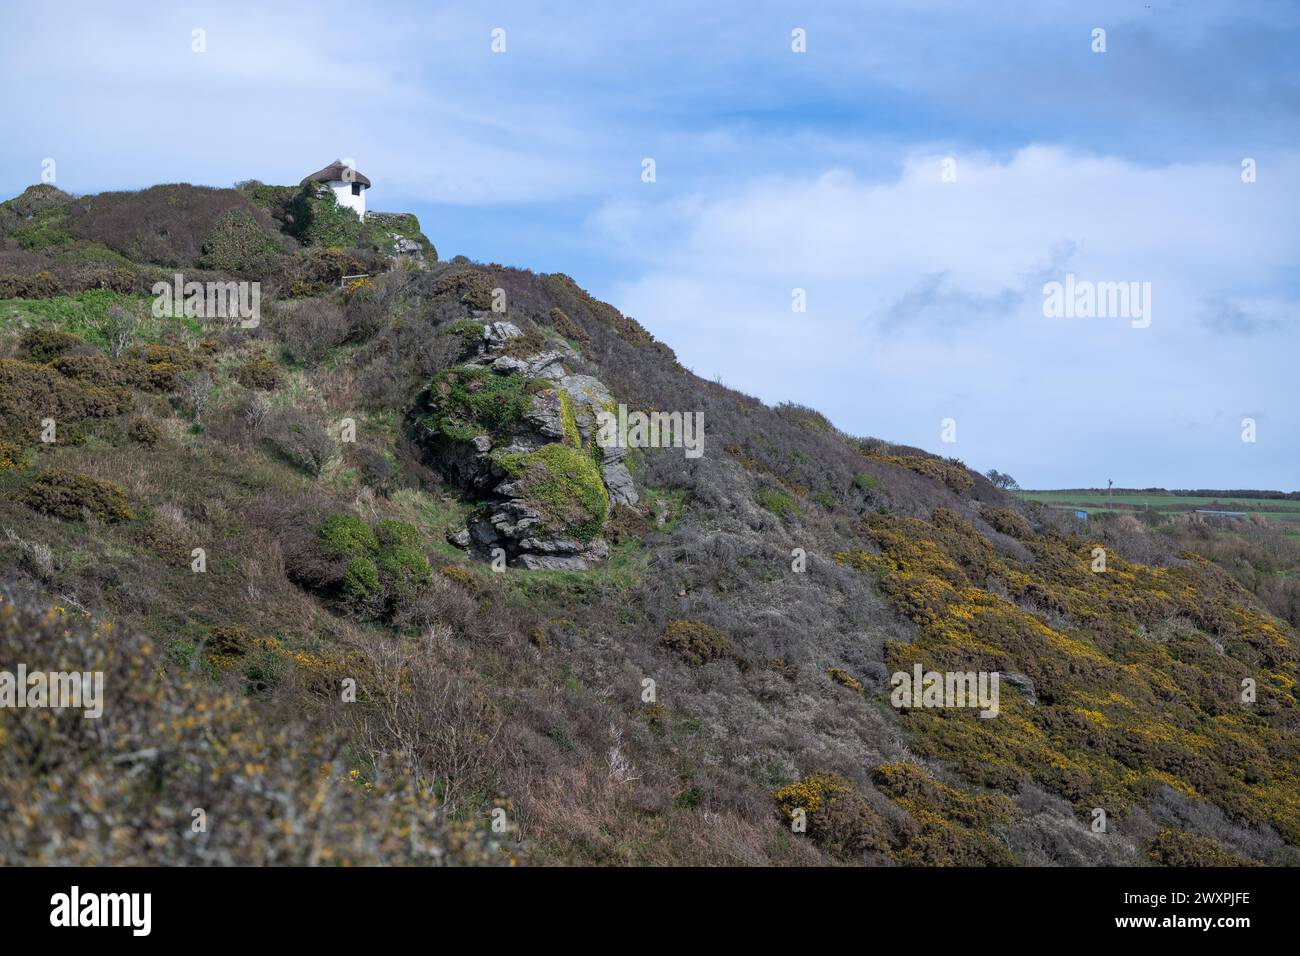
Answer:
[{"left": 2, "top": 0, "right": 1297, "bottom": 488}]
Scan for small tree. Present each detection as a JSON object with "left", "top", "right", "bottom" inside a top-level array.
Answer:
[
  {"left": 985, "top": 469, "right": 1020, "bottom": 491},
  {"left": 183, "top": 371, "right": 214, "bottom": 423},
  {"left": 98, "top": 303, "right": 136, "bottom": 357}
]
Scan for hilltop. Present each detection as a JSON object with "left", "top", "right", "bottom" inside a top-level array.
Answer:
[{"left": 1, "top": 181, "right": 1297, "bottom": 866}]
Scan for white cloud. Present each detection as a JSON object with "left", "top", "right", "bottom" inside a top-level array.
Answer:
[{"left": 598, "top": 147, "right": 1300, "bottom": 487}]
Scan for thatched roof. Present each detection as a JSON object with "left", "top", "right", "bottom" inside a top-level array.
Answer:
[{"left": 301, "top": 160, "right": 371, "bottom": 189}]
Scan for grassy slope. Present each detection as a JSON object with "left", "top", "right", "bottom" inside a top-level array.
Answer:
[{"left": 1, "top": 184, "right": 1298, "bottom": 866}]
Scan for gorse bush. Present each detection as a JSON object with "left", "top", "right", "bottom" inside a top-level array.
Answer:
[
  {"left": 433, "top": 268, "right": 496, "bottom": 311},
  {"left": 660, "top": 619, "right": 735, "bottom": 666},
  {"left": 17, "top": 469, "right": 133, "bottom": 523},
  {"left": 234, "top": 355, "right": 286, "bottom": 391},
  {"left": 827, "top": 667, "right": 864, "bottom": 692},
  {"left": 127, "top": 417, "right": 163, "bottom": 446},
  {"left": 0, "top": 271, "right": 61, "bottom": 298},
  {"left": 869, "top": 452, "right": 975, "bottom": 494},
  {"left": 871, "top": 762, "right": 1018, "bottom": 866},
  {"left": 546, "top": 306, "right": 589, "bottom": 346},
  {"left": 18, "top": 328, "right": 87, "bottom": 363},
  {"left": 774, "top": 773, "right": 890, "bottom": 858},
  {"left": 838, "top": 508, "right": 1300, "bottom": 846},
  {"left": 1144, "top": 828, "right": 1251, "bottom": 867},
  {"left": 0, "top": 357, "right": 133, "bottom": 452},
  {"left": 0, "top": 595, "right": 510, "bottom": 865}
]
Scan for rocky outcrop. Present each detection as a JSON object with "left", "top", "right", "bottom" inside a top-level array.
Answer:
[{"left": 411, "top": 320, "right": 637, "bottom": 570}]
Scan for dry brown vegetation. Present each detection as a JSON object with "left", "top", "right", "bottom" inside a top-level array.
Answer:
[{"left": 1, "top": 181, "right": 1296, "bottom": 866}]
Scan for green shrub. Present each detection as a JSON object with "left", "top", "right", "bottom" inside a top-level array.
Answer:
[
  {"left": 357, "top": 212, "right": 436, "bottom": 260},
  {"left": 288, "top": 185, "right": 362, "bottom": 248},
  {"left": 13, "top": 206, "right": 72, "bottom": 250},
  {"left": 317, "top": 514, "right": 431, "bottom": 616},
  {"left": 320, "top": 512, "right": 378, "bottom": 559},
  {"left": 343, "top": 555, "right": 381, "bottom": 598},
  {"left": 17, "top": 469, "right": 133, "bottom": 523},
  {"left": 756, "top": 486, "right": 797, "bottom": 518},
  {"left": 447, "top": 319, "right": 485, "bottom": 339},
  {"left": 423, "top": 367, "right": 531, "bottom": 442},
  {"left": 376, "top": 544, "right": 433, "bottom": 597},
  {"left": 661, "top": 620, "right": 735, "bottom": 666},
  {"left": 375, "top": 518, "right": 433, "bottom": 594}
]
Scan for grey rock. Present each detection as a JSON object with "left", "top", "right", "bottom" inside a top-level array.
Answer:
[
  {"left": 517, "top": 554, "right": 589, "bottom": 571},
  {"left": 1000, "top": 671, "right": 1037, "bottom": 706},
  {"left": 602, "top": 461, "right": 639, "bottom": 506},
  {"left": 483, "top": 321, "right": 522, "bottom": 348},
  {"left": 524, "top": 390, "right": 568, "bottom": 442},
  {"left": 522, "top": 350, "right": 567, "bottom": 379},
  {"left": 517, "top": 535, "right": 585, "bottom": 555},
  {"left": 490, "top": 355, "right": 529, "bottom": 376},
  {"left": 392, "top": 236, "right": 423, "bottom": 258},
  {"left": 469, "top": 516, "right": 500, "bottom": 547}
]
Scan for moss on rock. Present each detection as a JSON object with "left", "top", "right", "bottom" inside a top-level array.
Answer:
[{"left": 498, "top": 442, "right": 609, "bottom": 542}]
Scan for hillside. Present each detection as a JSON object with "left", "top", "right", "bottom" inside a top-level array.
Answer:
[{"left": 1, "top": 181, "right": 1297, "bottom": 866}]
